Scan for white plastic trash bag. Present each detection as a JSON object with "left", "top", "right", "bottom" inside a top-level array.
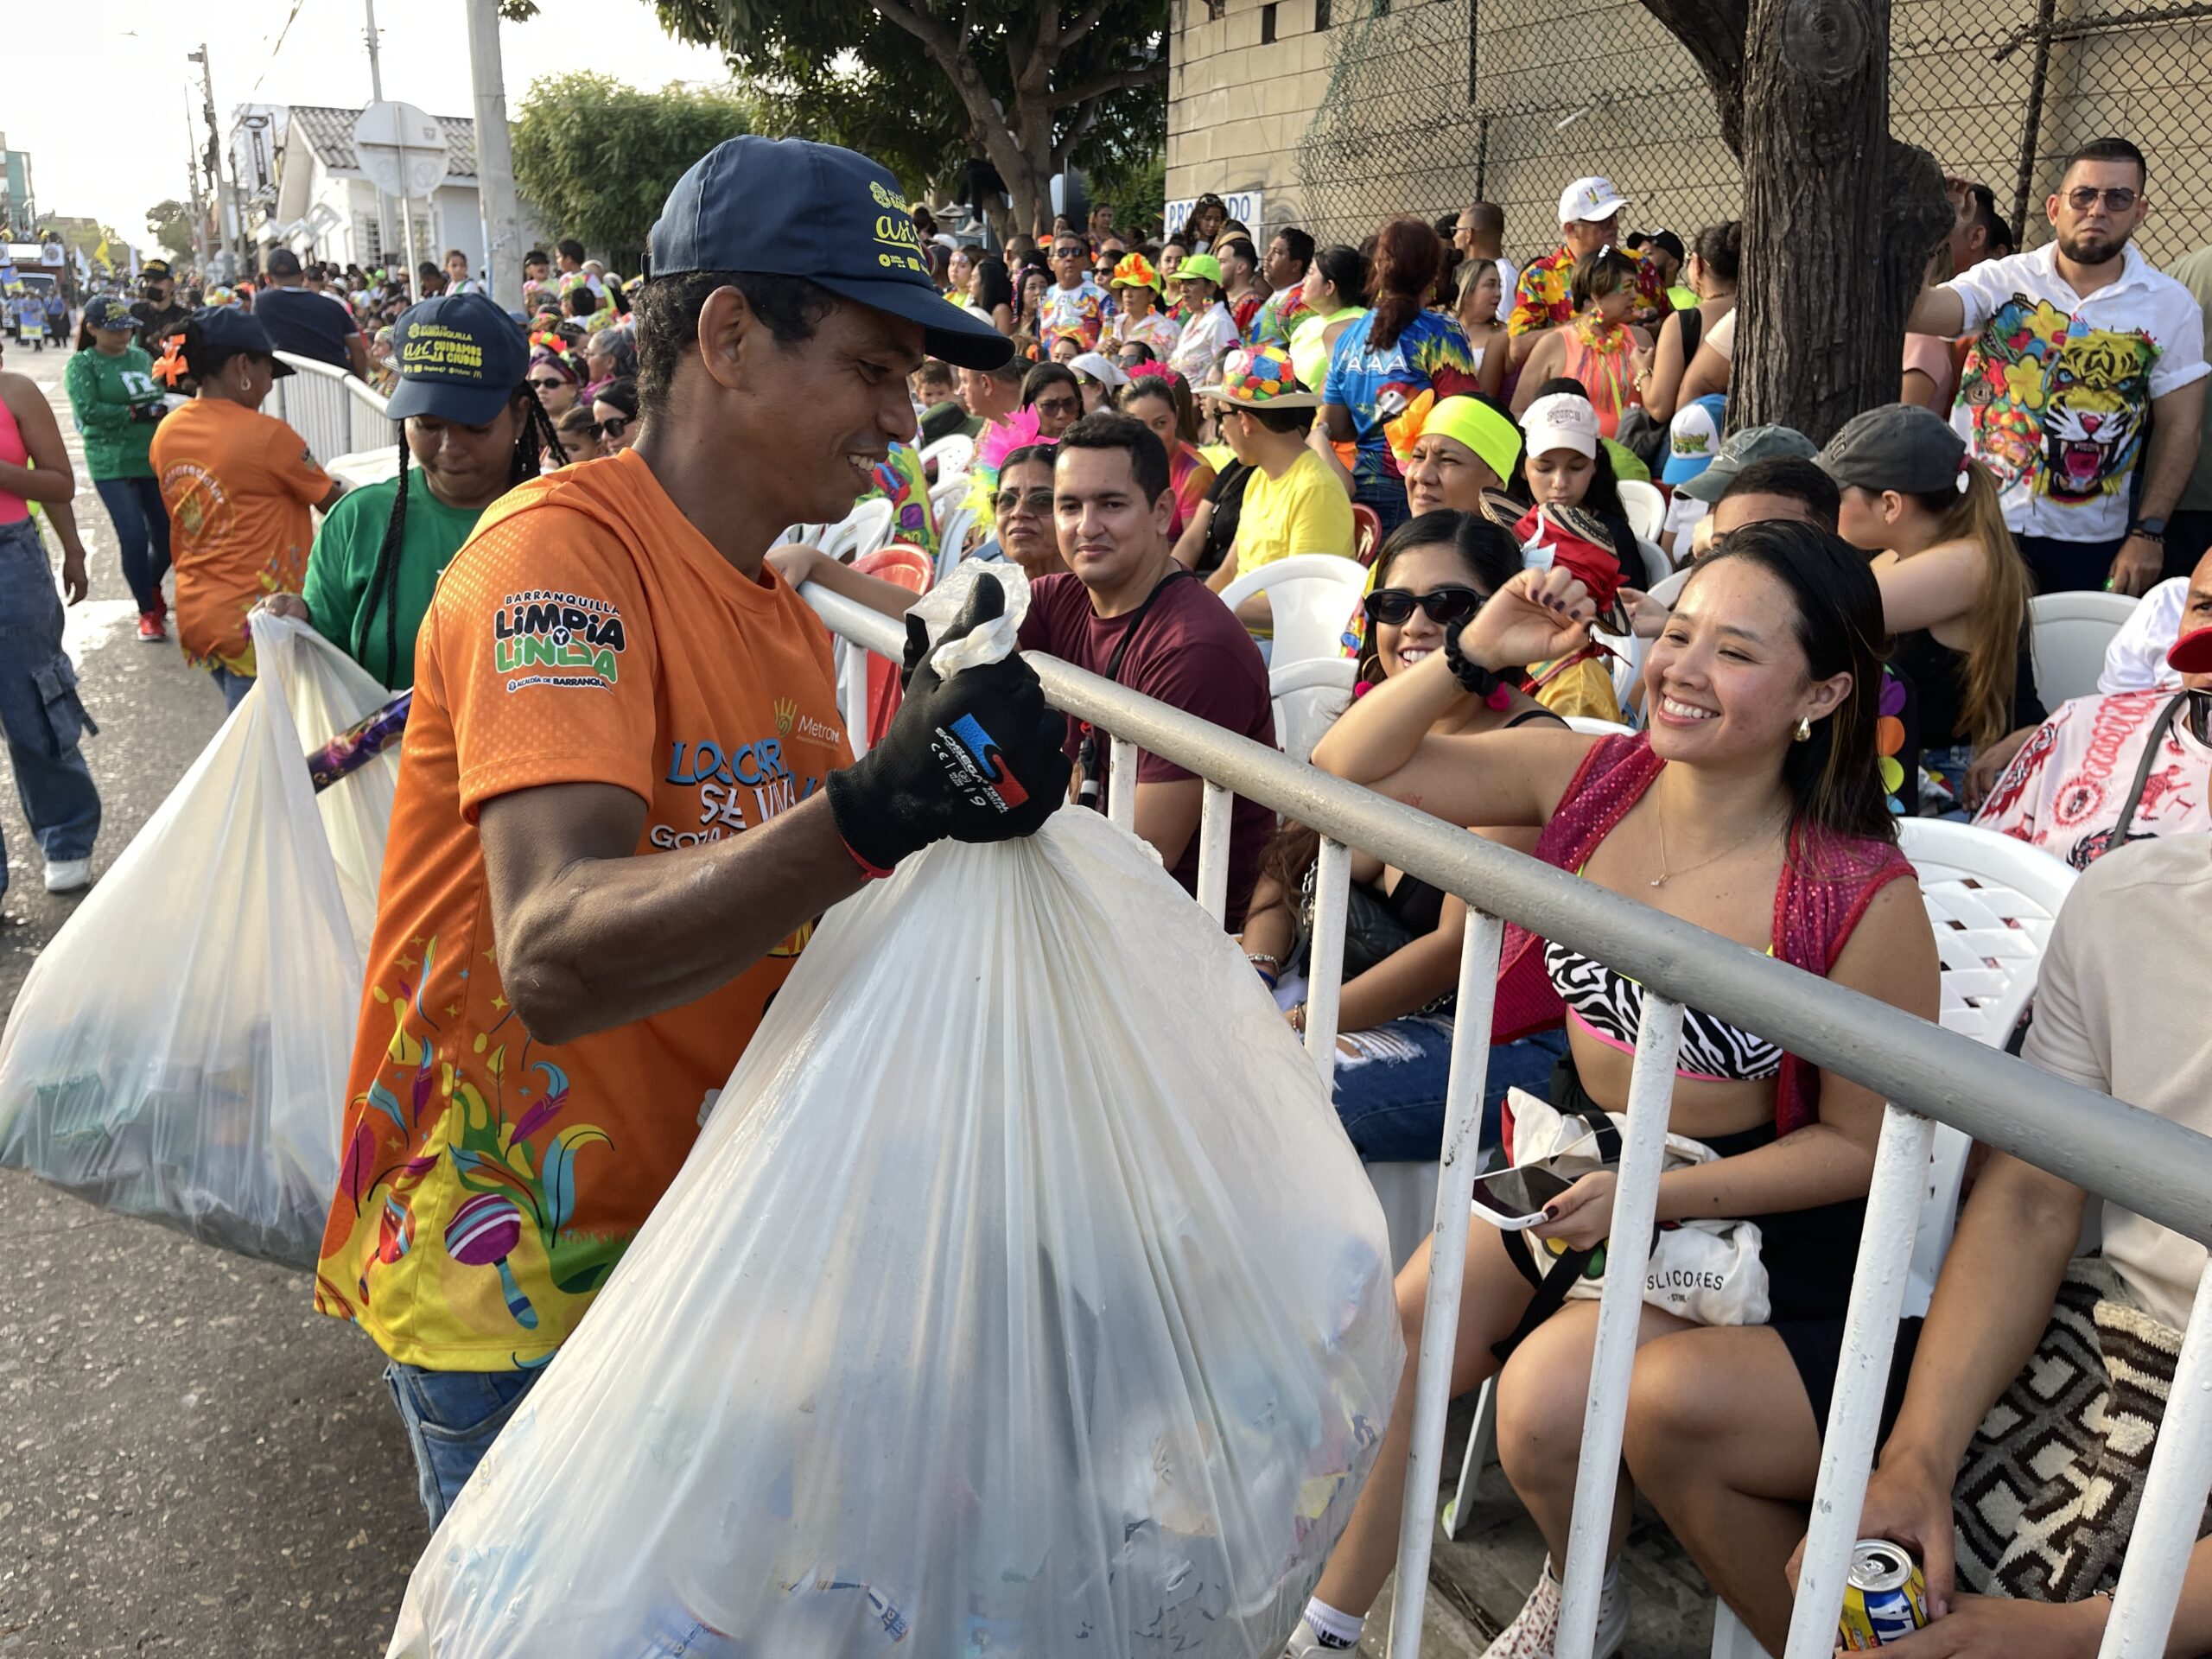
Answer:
[
  {"left": 0, "top": 613, "right": 397, "bottom": 1267},
  {"left": 387, "top": 618, "right": 1402, "bottom": 1656}
]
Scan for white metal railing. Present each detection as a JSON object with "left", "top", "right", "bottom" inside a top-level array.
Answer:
[
  {"left": 268, "top": 351, "right": 391, "bottom": 466},
  {"left": 800, "top": 581, "right": 2212, "bottom": 1659}
]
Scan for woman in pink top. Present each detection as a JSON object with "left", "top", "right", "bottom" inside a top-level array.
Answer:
[
  {"left": 0, "top": 366, "right": 103, "bottom": 899},
  {"left": 1513, "top": 246, "right": 1654, "bottom": 439}
]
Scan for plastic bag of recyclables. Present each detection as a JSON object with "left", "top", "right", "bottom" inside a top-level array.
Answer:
[
  {"left": 0, "top": 613, "right": 399, "bottom": 1268},
  {"left": 389, "top": 563, "right": 1403, "bottom": 1658}
]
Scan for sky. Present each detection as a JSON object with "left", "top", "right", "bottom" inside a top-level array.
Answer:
[{"left": 1, "top": 0, "right": 734, "bottom": 245}]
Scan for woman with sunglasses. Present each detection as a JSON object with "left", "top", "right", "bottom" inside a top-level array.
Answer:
[
  {"left": 1020, "top": 362, "right": 1084, "bottom": 440},
  {"left": 525, "top": 336, "right": 585, "bottom": 417},
  {"left": 590, "top": 378, "right": 639, "bottom": 456},
  {"left": 973, "top": 444, "right": 1065, "bottom": 582},
  {"left": 1283, "top": 522, "right": 1937, "bottom": 1659},
  {"left": 1240, "top": 511, "right": 1566, "bottom": 1155}
]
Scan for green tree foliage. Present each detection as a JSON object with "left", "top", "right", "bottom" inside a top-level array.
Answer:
[
  {"left": 645, "top": 0, "right": 1167, "bottom": 237},
  {"left": 512, "top": 73, "right": 759, "bottom": 259},
  {"left": 144, "top": 200, "right": 198, "bottom": 262}
]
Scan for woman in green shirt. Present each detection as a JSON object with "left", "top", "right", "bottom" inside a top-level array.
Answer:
[
  {"left": 62, "top": 295, "right": 171, "bottom": 639},
  {"left": 267, "top": 295, "right": 558, "bottom": 689}
]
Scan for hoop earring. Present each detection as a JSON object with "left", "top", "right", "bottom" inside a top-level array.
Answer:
[{"left": 1794, "top": 715, "right": 1813, "bottom": 742}]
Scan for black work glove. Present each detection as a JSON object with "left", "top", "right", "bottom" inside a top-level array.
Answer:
[
  {"left": 824, "top": 573, "right": 1070, "bottom": 874},
  {"left": 129, "top": 403, "right": 166, "bottom": 425}
]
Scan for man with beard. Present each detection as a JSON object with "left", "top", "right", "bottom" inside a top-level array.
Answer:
[{"left": 1908, "top": 137, "right": 2207, "bottom": 595}]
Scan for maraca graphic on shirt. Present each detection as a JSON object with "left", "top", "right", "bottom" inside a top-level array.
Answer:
[{"left": 446, "top": 1192, "right": 539, "bottom": 1330}]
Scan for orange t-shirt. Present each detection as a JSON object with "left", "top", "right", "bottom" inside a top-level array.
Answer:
[
  {"left": 314, "top": 448, "right": 851, "bottom": 1370},
  {"left": 150, "top": 397, "right": 332, "bottom": 674}
]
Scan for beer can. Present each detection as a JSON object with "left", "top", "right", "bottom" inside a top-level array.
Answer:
[{"left": 1837, "top": 1539, "right": 1929, "bottom": 1649}]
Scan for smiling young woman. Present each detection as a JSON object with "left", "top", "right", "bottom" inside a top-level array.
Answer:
[{"left": 1285, "top": 518, "right": 1940, "bottom": 1659}]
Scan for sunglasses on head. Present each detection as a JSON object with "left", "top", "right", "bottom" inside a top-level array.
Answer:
[{"left": 1364, "top": 585, "right": 1486, "bottom": 627}]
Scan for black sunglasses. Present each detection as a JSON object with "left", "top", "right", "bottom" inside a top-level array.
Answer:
[
  {"left": 1364, "top": 585, "right": 1485, "bottom": 627},
  {"left": 590, "top": 415, "right": 632, "bottom": 439}
]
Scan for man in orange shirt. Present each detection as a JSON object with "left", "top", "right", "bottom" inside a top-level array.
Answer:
[
  {"left": 149, "top": 308, "right": 343, "bottom": 709},
  {"left": 313, "top": 136, "right": 1068, "bottom": 1526}
]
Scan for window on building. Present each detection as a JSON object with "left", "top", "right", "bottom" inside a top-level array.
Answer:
[
  {"left": 1316, "top": 0, "right": 1331, "bottom": 26},
  {"left": 1262, "top": 2, "right": 1278, "bottom": 41},
  {"left": 1205, "top": 0, "right": 1225, "bottom": 17}
]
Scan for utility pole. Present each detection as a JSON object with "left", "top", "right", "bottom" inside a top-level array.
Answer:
[
  {"left": 186, "top": 107, "right": 209, "bottom": 270},
  {"left": 363, "top": 0, "right": 396, "bottom": 272},
  {"left": 467, "top": 0, "right": 524, "bottom": 309},
  {"left": 188, "top": 45, "right": 236, "bottom": 277}
]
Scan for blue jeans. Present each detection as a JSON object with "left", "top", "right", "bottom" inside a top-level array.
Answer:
[
  {"left": 209, "top": 665, "right": 254, "bottom": 713},
  {"left": 385, "top": 1362, "right": 542, "bottom": 1529},
  {"left": 0, "top": 518, "right": 101, "bottom": 899},
  {"left": 1331, "top": 1020, "right": 1571, "bottom": 1163},
  {"left": 91, "top": 474, "right": 171, "bottom": 613},
  {"left": 1354, "top": 474, "right": 1411, "bottom": 538}
]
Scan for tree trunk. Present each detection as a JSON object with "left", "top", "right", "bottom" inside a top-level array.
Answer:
[
  {"left": 1729, "top": 0, "right": 1952, "bottom": 441},
  {"left": 1640, "top": 0, "right": 1952, "bottom": 443}
]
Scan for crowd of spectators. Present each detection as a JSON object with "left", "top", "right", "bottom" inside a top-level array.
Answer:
[{"left": 11, "top": 123, "right": 2212, "bottom": 1659}]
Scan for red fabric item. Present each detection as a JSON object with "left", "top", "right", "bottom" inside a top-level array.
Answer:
[
  {"left": 1493, "top": 734, "right": 1914, "bottom": 1135},
  {"left": 1514, "top": 502, "right": 1627, "bottom": 609},
  {"left": 855, "top": 547, "right": 936, "bottom": 746}
]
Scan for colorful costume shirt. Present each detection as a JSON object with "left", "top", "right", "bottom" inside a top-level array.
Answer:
[
  {"left": 314, "top": 448, "right": 850, "bottom": 1369},
  {"left": 1321, "top": 309, "right": 1482, "bottom": 487},
  {"left": 1974, "top": 687, "right": 2210, "bottom": 868},
  {"left": 1038, "top": 278, "right": 1116, "bottom": 351},
  {"left": 860, "top": 441, "right": 939, "bottom": 561},
  {"left": 1947, "top": 244, "right": 2209, "bottom": 544},
  {"left": 1247, "top": 286, "right": 1313, "bottom": 353},
  {"left": 1508, "top": 246, "right": 1664, "bottom": 337}
]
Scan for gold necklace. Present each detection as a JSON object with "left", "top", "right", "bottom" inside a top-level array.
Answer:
[{"left": 1649, "top": 797, "right": 1789, "bottom": 888}]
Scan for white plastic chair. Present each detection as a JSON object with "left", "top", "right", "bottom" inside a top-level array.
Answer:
[
  {"left": 2030, "top": 589, "right": 2136, "bottom": 706},
  {"left": 1219, "top": 555, "right": 1371, "bottom": 671},
  {"left": 1444, "top": 819, "right": 2076, "bottom": 1559},
  {"left": 821, "top": 499, "right": 894, "bottom": 564},
  {"left": 930, "top": 474, "right": 971, "bottom": 523},
  {"left": 325, "top": 445, "right": 400, "bottom": 493},
  {"left": 1564, "top": 715, "right": 1635, "bottom": 736},
  {"left": 1648, "top": 565, "right": 1691, "bottom": 607},
  {"left": 1618, "top": 480, "right": 1666, "bottom": 547},
  {"left": 920, "top": 432, "right": 976, "bottom": 482},
  {"left": 1270, "top": 658, "right": 1357, "bottom": 766},
  {"left": 934, "top": 505, "right": 979, "bottom": 584}
]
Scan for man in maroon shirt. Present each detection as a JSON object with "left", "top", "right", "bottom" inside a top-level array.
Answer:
[
  {"left": 776, "top": 411, "right": 1275, "bottom": 924},
  {"left": 1017, "top": 412, "right": 1275, "bottom": 923}
]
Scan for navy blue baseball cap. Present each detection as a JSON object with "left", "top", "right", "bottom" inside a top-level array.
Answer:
[
  {"left": 190, "top": 306, "right": 294, "bottom": 377},
  {"left": 645, "top": 136, "right": 1013, "bottom": 371},
  {"left": 385, "top": 292, "right": 531, "bottom": 423},
  {"left": 84, "top": 295, "right": 135, "bottom": 331}
]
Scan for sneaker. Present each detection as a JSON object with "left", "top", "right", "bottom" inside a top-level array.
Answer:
[
  {"left": 1281, "top": 1617, "right": 1357, "bottom": 1656},
  {"left": 137, "top": 611, "right": 166, "bottom": 642},
  {"left": 1479, "top": 1559, "right": 1629, "bottom": 1659},
  {"left": 42, "top": 858, "right": 92, "bottom": 894}
]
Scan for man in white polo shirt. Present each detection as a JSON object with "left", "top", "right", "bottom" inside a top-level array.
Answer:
[{"left": 1906, "top": 137, "right": 2208, "bottom": 596}]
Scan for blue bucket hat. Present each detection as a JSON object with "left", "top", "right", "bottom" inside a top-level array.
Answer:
[
  {"left": 645, "top": 135, "right": 1013, "bottom": 371},
  {"left": 385, "top": 293, "right": 531, "bottom": 424}
]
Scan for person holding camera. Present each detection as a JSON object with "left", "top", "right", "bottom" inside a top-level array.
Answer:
[{"left": 64, "top": 296, "right": 171, "bottom": 639}]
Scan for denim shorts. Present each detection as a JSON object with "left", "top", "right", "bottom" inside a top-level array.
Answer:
[{"left": 384, "top": 1362, "right": 540, "bottom": 1529}]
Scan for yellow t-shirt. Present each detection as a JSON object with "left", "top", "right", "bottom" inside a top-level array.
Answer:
[
  {"left": 314, "top": 448, "right": 851, "bottom": 1370},
  {"left": 1232, "top": 447, "right": 1356, "bottom": 573}
]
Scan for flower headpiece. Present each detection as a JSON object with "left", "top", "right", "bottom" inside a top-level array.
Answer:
[
  {"left": 152, "top": 332, "right": 192, "bottom": 387},
  {"left": 1122, "top": 359, "right": 1183, "bottom": 389},
  {"left": 1109, "top": 251, "right": 1163, "bottom": 294}
]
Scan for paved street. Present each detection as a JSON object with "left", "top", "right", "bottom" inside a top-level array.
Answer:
[{"left": 0, "top": 342, "right": 421, "bottom": 1656}]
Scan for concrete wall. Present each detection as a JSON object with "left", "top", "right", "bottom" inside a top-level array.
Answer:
[{"left": 1169, "top": 0, "right": 2212, "bottom": 267}]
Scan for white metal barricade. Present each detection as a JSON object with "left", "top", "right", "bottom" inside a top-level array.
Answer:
[
  {"left": 268, "top": 352, "right": 391, "bottom": 466},
  {"left": 801, "top": 579, "right": 2212, "bottom": 1659}
]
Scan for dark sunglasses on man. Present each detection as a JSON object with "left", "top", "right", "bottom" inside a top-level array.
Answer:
[{"left": 1363, "top": 584, "right": 1488, "bottom": 627}]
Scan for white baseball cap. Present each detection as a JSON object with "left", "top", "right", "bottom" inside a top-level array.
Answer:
[
  {"left": 1558, "top": 176, "right": 1629, "bottom": 226},
  {"left": 1520, "top": 392, "right": 1601, "bottom": 460}
]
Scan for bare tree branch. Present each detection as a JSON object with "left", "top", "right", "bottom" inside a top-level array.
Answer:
[
  {"left": 1052, "top": 97, "right": 1105, "bottom": 171},
  {"left": 1055, "top": 57, "right": 1169, "bottom": 109},
  {"left": 1058, "top": 0, "right": 1120, "bottom": 48}
]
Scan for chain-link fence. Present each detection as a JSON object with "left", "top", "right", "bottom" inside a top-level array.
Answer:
[{"left": 1297, "top": 0, "right": 2212, "bottom": 268}]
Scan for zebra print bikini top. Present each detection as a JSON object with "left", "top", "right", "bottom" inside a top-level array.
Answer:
[{"left": 1542, "top": 938, "right": 1783, "bottom": 1084}]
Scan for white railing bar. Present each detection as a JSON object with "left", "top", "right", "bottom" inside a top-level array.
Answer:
[
  {"left": 1194, "top": 782, "right": 1233, "bottom": 925},
  {"left": 1107, "top": 736, "right": 1138, "bottom": 833},
  {"left": 2100, "top": 1259, "right": 2212, "bottom": 1657},
  {"left": 794, "top": 583, "right": 2212, "bottom": 1243},
  {"left": 1784, "top": 1105, "right": 1939, "bottom": 1659},
  {"left": 838, "top": 645, "right": 870, "bottom": 761},
  {"left": 1387, "top": 912, "right": 1507, "bottom": 1659},
  {"left": 1303, "top": 838, "right": 1352, "bottom": 1085},
  {"left": 1558, "top": 995, "right": 1685, "bottom": 1659}
]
